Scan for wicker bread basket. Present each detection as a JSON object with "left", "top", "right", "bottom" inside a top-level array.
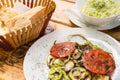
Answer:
[{"left": 0, "top": 0, "right": 56, "bottom": 50}]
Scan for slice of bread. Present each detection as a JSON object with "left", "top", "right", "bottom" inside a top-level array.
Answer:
[
  {"left": 5, "top": 6, "right": 45, "bottom": 30},
  {"left": 0, "top": 6, "right": 19, "bottom": 28},
  {"left": 0, "top": 6, "right": 19, "bottom": 35}
]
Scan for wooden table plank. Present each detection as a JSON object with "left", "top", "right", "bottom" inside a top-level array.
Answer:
[
  {"left": 51, "top": 0, "right": 75, "bottom": 26},
  {"left": 61, "top": 0, "right": 76, "bottom": 3},
  {"left": 102, "top": 27, "right": 120, "bottom": 41},
  {"left": 0, "top": 44, "right": 30, "bottom": 80}
]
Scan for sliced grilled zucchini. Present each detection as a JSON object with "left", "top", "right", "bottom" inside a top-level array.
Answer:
[{"left": 69, "top": 67, "right": 91, "bottom": 80}]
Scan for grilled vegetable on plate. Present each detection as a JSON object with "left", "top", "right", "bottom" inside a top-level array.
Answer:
[{"left": 47, "top": 34, "right": 115, "bottom": 80}]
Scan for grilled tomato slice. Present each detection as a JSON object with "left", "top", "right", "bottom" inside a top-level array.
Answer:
[
  {"left": 83, "top": 50, "right": 115, "bottom": 75},
  {"left": 50, "top": 42, "right": 75, "bottom": 58}
]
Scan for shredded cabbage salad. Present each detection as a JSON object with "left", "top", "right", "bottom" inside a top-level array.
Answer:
[{"left": 81, "top": 0, "right": 120, "bottom": 18}]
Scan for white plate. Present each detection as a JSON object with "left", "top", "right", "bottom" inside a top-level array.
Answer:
[
  {"left": 23, "top": 28, "right": 120, "bottom": 80},
  {"left": 65, "top": 0, "right": 120, "bottom": 30}
]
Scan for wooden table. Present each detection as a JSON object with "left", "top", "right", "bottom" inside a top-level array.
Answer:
[{"left": 0, "top": 0, "right": 120, "bottom": 80}]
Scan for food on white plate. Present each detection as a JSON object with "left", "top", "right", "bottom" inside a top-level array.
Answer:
[
  {"left": 69, "top": 67, "right": 91, "bottom": 80},
  {"left": 92, "top": 74, "right": 110, "bottom": 80},
  {"left": 50, "top": 42, "right": 75, "bottom": 58},
  {"left": 81, "top": 0, "right": 120, "bottom": 18},
  {"left": 83, "top": 50, "right": 115, "bottom": 75},
  {"left": 47, "top": 34, "right": 115, "bottom": 80}
]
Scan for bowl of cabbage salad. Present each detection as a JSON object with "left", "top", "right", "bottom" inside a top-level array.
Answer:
[{"left": 78, "top": 0, "right": 120, "bottom": 25}]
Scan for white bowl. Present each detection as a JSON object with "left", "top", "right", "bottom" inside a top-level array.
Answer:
[
  {"left": 80, "top": 12, "right": 119, "bottom": 25},
  {"left": 75, "top": 0, "right": 120, "bottom": 25}
]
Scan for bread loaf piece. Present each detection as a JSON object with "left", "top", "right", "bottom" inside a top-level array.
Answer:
[
  {"left": 0, "top": 6, "right": 19, "bottom": 28},
  {"left": 0, "top": 6, "right": 19, "bottom": 35},
  {"left": 5, "top": 6, "right": 45, "bottom": 30},
  {"left": 0, "top": 6, "right": 18, "bottom": 21}
]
